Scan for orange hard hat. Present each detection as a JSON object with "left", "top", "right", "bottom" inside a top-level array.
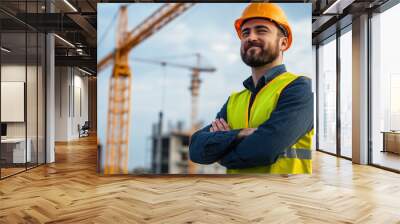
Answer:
[{"left": 234, "top": 3, "right": 293, "bottom": 51}]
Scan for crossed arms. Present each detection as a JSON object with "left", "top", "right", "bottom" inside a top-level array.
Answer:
[{"left": 188, "top": 76, "right": 314, "bottom": 169}]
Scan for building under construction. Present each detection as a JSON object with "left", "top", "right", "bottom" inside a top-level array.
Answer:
[{"left": 150, "top": 119, "right": 226, "bottom": 174}]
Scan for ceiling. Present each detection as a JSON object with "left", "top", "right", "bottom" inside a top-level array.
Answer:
[
  {"left": 1, "top": 0, "right": 397, "bottom": 75},
  {"left": 0, "top": 0, "right": 97, "bottom": 74},
  {"left": 311, "top": 0, "right": 391, "bottom": 44}
]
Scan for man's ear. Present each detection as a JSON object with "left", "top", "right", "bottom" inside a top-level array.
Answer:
[{"left": 280, "top": 36, "right": 289, "bottom": 51}]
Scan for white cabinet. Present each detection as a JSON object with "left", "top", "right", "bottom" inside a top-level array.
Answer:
[
  {"left": 1, "top": 82, "right": 25, "bottom": 122},
  {"left": 1, "top": 138, "right": 31, "bottom": 163}
]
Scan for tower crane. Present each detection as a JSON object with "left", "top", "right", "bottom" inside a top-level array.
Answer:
[
  {"left": 133, "top": 55, "right": 216, "bottom": 131},
  {"left": 99, "top": 3, "right": 195, "bottom": 174}
]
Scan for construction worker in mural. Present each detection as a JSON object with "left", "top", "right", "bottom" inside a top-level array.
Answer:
[{"left": 189, "top": 3, "right": 314, "bottom": 174}]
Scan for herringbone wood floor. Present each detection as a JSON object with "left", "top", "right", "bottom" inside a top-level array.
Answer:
[{"left": 1, "top": 135, "right": 400, "bottom": 224}]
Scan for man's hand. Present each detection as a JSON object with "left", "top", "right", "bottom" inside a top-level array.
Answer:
[
  {"left": 209, "top": 119, "right": 256, "bottom": 139},
  {"left": 237, "top": 128, "right": 257, "bottom": 139},
  {"left": 210, "top": 118, "right": 231, "bottom": 132}
]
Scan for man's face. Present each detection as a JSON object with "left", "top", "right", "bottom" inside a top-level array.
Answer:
[{"left": 240, "top": 18, "right": 286, "bottom": 68}]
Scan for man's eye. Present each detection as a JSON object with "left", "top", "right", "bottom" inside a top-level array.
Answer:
[
  {"left": 242, "top": 32, "right": 249, "bottom": 37},
  {"left": 258, "top": 29, "right": 268, "bottom": 33}
]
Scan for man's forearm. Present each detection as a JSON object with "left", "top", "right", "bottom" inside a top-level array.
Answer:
[{"left": 189, "top": 125, "right": 241, "bottom": 164}]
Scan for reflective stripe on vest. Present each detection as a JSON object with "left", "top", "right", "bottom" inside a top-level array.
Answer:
[
  {"left": 226, "top": 72, "right": 313, "bottom": 174},
  {"left": 280, "top": 148, "right": 312, "bottom": 160}
]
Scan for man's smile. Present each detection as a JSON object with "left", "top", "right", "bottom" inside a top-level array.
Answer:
[{"left": 246, "top": 46, "right": 262, "bottom": 53}]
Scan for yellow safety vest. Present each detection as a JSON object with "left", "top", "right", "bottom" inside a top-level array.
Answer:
[{"left": 226, "top": 72, "right": 313, "bottom": 174}]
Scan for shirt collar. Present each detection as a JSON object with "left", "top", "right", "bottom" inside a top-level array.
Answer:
[{"left": 243, "top": 64, "right": 287, "bottom": 92}]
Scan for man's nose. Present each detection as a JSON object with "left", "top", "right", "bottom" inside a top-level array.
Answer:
[{"left": 245, "top": 31, "right": 258, "bottom": 42}]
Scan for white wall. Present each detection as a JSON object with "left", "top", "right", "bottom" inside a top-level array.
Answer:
[
  {"left": 54, "top": 66, "right": 69, "bottom": 141},
  {"left": 54, "top": 67, "right": 89, "bottom": 141},
  {"left": 1, "top": 63, "right": 46, "bottom": 164},
  {"left": 1, "top": 65, "right": 37, "bottom": 138},
  {"left": 1, "top": 65, "right": 26, "bottom": 140},
  {"left": 72, "top": 72, "right": 89, "bottom": 138}
]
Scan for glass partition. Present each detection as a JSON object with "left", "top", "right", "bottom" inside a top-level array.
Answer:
[
  {"left": 0, "top": 0, "right": 46, "bottom": 179},
  {"left": 1, "top": 30, "right": 28, "bottom": 177},
  {"left": 317, "top": 35, "right": 337, "bottom": 155},
  {"left": 371, "top": 3, "right": 400, "bottom": 171}
]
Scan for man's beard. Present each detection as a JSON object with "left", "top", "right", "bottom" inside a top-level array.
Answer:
[{"left": 240, "top": 39, "right": 280, "bottom": 68}]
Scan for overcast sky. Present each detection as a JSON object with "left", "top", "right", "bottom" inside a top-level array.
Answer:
[{"left": 97, "top": 3, "right": 312, "bottom": 171}]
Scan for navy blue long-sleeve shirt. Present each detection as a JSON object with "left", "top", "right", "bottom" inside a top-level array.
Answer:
[{"left": 189, "top": 64, "right": 314, "bottom": 169}]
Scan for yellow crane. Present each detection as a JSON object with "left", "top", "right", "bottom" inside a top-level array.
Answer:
[{"left": 98, "top": 3, "right": 194, "bottom": 174}]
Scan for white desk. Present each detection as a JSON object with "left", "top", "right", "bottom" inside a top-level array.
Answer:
[{"left": 1, "top": 138, "right": 31, "bottom": 163}]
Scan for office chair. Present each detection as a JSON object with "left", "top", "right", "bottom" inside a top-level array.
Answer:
[{"left": 79, "top": 121, "right": 90, "bottom": 138}]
